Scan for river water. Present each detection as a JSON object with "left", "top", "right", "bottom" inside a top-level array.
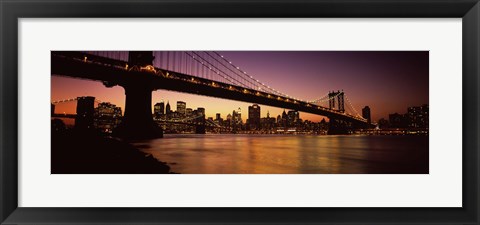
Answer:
[{"left": 132, "top": 134, "right": 428, "bottom": 174}]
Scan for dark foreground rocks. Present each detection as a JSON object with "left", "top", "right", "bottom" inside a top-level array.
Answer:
[{"left": 51, "top": 129, "right": 171, "bottom": 174}]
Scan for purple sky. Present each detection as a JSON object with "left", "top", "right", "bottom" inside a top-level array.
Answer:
[{"left": 52, "top": 51, "right": 428, "bottom": 122}]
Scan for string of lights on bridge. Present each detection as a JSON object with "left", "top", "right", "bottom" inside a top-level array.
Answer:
[
  {"left": 68, "top": 51, "right": 366, "bottom": 121},
  {"left": 51, "top": 97, "right": 102, "bottom": 105}
]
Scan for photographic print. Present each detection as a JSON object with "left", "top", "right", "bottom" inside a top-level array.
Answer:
[{"left": 51, "top": 51, "right": 428, "bottom": 174}]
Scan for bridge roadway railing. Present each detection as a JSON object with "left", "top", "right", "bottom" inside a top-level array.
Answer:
[{"left": 52, "top": 51, "right": 368, "bottom": 124}]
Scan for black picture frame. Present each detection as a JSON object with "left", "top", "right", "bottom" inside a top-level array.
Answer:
[{"left": 1, "top": 0, "right": 479, "bottom": 224}]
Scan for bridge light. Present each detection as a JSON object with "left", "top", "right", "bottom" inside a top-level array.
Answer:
[
  {"left": 125, "top": 64, "right": 129, "bottom": 69},
  {"left": 83, "top": 56, "right": 87, "bottom": 62}
]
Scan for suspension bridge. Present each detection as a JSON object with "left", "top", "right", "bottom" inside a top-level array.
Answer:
[{"left": 51, "top": 51, "right": 374, "bottom": 139}]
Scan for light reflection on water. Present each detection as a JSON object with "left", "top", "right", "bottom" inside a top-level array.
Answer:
[{"left": 132, "top": 134, "right": 428, "bottom": 174}]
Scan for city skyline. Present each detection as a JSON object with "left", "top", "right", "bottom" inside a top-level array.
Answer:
[
  {"left": 51, "top": 51, "right": 428, "bottom": 123},
  {"left": 50, "top": 50, "right": 429, "bottom": 174}
]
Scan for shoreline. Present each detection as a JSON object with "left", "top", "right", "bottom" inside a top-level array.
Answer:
[{"left": 51, "top": 129, "right": 171, "bottom": 174}]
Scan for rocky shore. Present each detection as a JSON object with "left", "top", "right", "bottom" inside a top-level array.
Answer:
[{"left": 51, "top": 129, "right": 171, "bottom": 174}]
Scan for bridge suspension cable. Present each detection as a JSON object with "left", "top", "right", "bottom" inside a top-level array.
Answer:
[
  {"left": 212, "top": 52, "right": 295, "bottom": 99},
  {"left": 185, "top": 52, "right": 245, "bottom": 87},
  {"left": 308, "top": 92, "right": 343, "bottom": 104},
  {"left": 56, "top": 51, "right": 370, "bottom": 124},
  {"left": 344, "top": 94, "right": 362, "bottom": 118}
]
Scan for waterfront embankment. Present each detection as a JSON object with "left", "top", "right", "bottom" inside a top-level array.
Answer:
[{"left": 51, "top": 129, "right": 171, "bottom": 174}]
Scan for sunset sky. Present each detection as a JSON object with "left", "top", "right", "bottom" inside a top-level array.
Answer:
[{"left": 51, "top": 51, "right": 429, "bottom": 123}]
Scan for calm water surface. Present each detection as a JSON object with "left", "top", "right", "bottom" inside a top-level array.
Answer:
[{"left": 132, "top": 134, "right": 428, "bottom": 174}]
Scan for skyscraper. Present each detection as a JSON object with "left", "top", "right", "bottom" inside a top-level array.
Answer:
[
  {"left": 232, "top": 107, "right": 242, "bottom": 125},
  {"left": 154, "top": 102, "right": 165, "bottom": 116},
  {"left": 407, "top": 104, "right": 428, "bottom": 128},
  {"left": 248, "top": 104, "right": 261, "bottom": 130},
  {"left": 94, "top": 102, "right": 122, "bottom": 133},
  {"left": 177, "top": 101, "right": 186, "bottom": 116},
  {"left": 287, "top": 110, "right": 299, "bottom": 126},
  {"left": 281, "top": 109, "right": 288, "bottom": 127},
  {"left": 166, "top": 101, "right": 171, "bottom": 115},
  {"left": 362, "top": 106, "right": 371, "bottom": 124},
  {"left": 197, "top": 107, "right": 205, "bottom": 116},
  {"left": 186, "top": 108, "right": 193, "bottom": 117}
]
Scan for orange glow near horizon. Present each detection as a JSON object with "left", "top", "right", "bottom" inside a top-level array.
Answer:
[
  {"left": 51, "top": 76, "right": 327, "bottom": 122},
  {"left": 51, "top": 51, "right": 429, "bottom": 122}
]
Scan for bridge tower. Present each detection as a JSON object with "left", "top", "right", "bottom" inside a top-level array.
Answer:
[
  {"left": 328, "top": 90, "right": 345, "bottom": 112},
  {"left": 75, "top": 96, "right": 95, "bottom": 130},
  {"left": 337, "top": 91, "right": 345, "bottom": 113},
  {"left": 328, "top": 91, "right": 336, "bottom": 109},
  {"left": 327, "top": 90, "right": 347, "bottom": 134},
  {"left": 114, "top": 51, "right": 163, "bottom": 139}
]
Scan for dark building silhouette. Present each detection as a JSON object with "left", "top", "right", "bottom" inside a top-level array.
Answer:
[
  {"left": 248, "top": 104, "right": 261, "bottom": 130},
  {"left": 186, "top": 108, "right": 193, "bottom": 116},
  {"left": 378, "top": 118, "right": 389, "bottom": 129},
  {"left": 154, "top": 102, "right": 165, "bottom": 117},
  {"left": 362, "top": 106, "right": 371, "bottom": 124},
  {"left": 177, "top": 101, "right": 186, "bottom": 116},
  {"left": 75, "top": 96, "right": 95, "bottom": 130},
  {"left": 195, "top": 107, "right": 206, "bottom": 134},
  {"left": 281, "top": 110, "right": 288, "bottom": 127},
  {"left": 389, "top": 113, "right": 408, "bottom": 128},
  {"left": 51, "top": 119, "right": 66, "bottom": 132},
  {"left": 165, "top": 101, "right": 171, "bottom": 115},
  {"left": 260, "top": 111, "right": 276, "bottom": 130},
  {"left": 407, "top": 104, "right": 429, "bottom": 128},
  {"left": 197, "top": 107, "right": 205, "bottom": 116},
  {"left": 287, "top": 110, "right": 299, "bottom": 126}
]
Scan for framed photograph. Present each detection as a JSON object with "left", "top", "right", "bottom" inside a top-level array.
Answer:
[{"left": 1, "top": 0, "right": 478, "bottom": 224}]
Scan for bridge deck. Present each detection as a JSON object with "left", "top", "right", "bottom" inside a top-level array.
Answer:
[{"left": 51, "top": 51, "right": 371, "bottom": 126}]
